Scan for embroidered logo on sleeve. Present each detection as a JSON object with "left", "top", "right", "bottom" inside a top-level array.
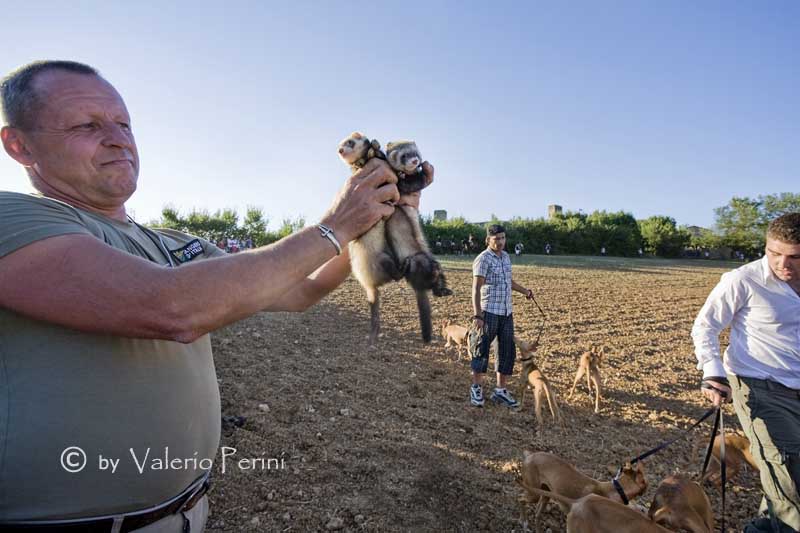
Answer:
[{"left": 169, "top": 239, "right": 204, "bottom": 264}]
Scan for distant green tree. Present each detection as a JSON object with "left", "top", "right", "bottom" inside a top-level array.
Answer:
[
  {"left": 153, "top": 206, "right": 239, "bottom": 242},
  {"left": 419, "top": 216, "right": 484, "bottom": 253},
  {"left": 760, "top": 193, "right": 800, "bottom": 224},
  {"left": 274, "top": 216, "right": 306, "bottom": 240},
  {"left": 714, "top": 197, "right": 763, "bottom": 251},
  {"left": 686, "top": 226, "right": 722, "bottom": 250},
  {"left": 242, "top": 207, "right": 270, "bottom": 246},
  {"left": 713, "top": 193, "right": 800, "bottom": 253},
  {"left": 585, "top": 210, "right": 642, "bottom": 256},
  {"left": 151, "top": 206, "right": 272, "bottom": 245},
  {"left": 639, "top": 216, "right": 691, "bottom": 257}
]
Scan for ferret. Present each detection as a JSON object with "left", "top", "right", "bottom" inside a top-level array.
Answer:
[
  {"left": 337, "top": 132, "right": 451, "bottom": 345},
  {"left": 385, "top": 140, "right": 428, "bottom": 195}
]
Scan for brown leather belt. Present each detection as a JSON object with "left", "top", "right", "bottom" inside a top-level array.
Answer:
[{"left": 0, "top": 474, "right": 209, "bottom": 532}]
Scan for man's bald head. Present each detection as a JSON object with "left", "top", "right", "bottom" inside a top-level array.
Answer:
[{"left": 1, "top": 60, "right": 100, "bottom": 131}]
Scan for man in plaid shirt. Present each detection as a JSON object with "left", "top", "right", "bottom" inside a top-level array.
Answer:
[{"left": 470, "top": 224, "right": 534, "bottom": 407}]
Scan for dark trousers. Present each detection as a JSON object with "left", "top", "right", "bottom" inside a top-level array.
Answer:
[
  {"left": 471, "top": 312, "right": 515, "bottom": 375},
  {"left": 731, "top": 375, "right": 800, "bottom": 532}
]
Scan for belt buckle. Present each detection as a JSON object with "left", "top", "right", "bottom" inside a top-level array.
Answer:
[
  {"left": 119, "top": 477, "right": 210, "bottom": 533},
  {"left": 180, "top": 479, "right": 210, "bottom": 513}
]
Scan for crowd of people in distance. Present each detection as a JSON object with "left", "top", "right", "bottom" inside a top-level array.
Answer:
[{"left": 215, "top": 236, "right": 254, "bottom": 253}]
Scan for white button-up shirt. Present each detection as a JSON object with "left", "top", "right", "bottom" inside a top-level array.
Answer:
[{"left": 692, "top": 256, "right": 800, "bottom": 389}]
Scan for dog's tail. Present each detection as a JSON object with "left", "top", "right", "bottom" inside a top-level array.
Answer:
[
  {"left": 415, "top": 290, "right": 432, "bottom": 343},
  {"left": 542, "top": 382, "right": 562, "bottom": 424}
]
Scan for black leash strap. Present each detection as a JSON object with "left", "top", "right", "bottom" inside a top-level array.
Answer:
[
  {"left": 700, "top": 407, "right": 719, "bottom": 479},
  {"left": 628, "top": 407, "right": 717, "bottom": 466},
  {"left": 528, "top": 292, "right": 546, "bottom": 345},
  {"left": 612, "top": 407, "right": 717, "bottom": 504},
  {"left": 699, "top": 380, "right": 728, "bottom": 532},
  {"left": 700, "top": 407, "right": 726, "bottom": 532},
  {"left": 720, "top": 409, "right": 726, "bottom": 532},
  {"left": 612, "top": 476, "right": 630, "bottom": 505}
]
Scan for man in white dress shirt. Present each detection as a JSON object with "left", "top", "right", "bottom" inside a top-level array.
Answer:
[{"left": 692, "top": 212, "right": 800, "bottom": 533}]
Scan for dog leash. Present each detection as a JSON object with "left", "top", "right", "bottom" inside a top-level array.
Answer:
[
  {"left": 699, "top": 381, "right": 729, "bottom": 532},
  {"left": 528, "top": 292, "right": 547, "bottom": 346},
  {"left": 612, "top": 406, "right": 718, "bottom": 505},
  {"left": 622, "top": 406, "right": 718, "bottom": 465},
  {"left": 700, "top": 406, "right": 726, "bottom": 532}
]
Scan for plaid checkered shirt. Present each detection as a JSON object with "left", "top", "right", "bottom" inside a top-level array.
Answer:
[{"left": 473, "top": 248, "right": 513, "bottom": 316}]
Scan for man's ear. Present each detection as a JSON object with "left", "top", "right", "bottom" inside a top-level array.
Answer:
[{"left": 1, "top": 126, "right": 36, "bottom": 166}]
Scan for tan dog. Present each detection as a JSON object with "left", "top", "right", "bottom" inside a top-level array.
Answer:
[
  {"left": 648, "top": 474, "right": 713, "bottom": 533},
  {"left": 568, "top": 347, "right": 603, "bottom": 413},
  {"left": 703, "top": 433, "right": 759, "bottom": 486},
  {"left": 515, "top": 337, "right": 562, "bottom": 427},
  {"left": 441, "top": 320, "right": 469, "bottom": 360},
  {"left": 518, "top": 451, "right": 647, "bottom": 532},
  {"left": 523, "top": 487, "right": 672, "bottom": 533}
]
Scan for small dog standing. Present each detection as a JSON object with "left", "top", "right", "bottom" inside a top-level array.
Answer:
[
  {"left": 441, "top": 320, "right": 469, "bottom": 360},
  {"left": 515, "top": 337, "right": 562, "bottom": 427},
  {"left": 518, "top": 451, "right": 647, "bottom": 532},
  {"left": 702, "top": 432, "right": 759, "bottom": 486},
  {"left": 648, "top": 474, "right": 714, "bottom": 533},
  {"left": 568, "top": 347, "right": 603, "bottom": 413},
  {"left": 523, "top": 487, "right": 672, "bottom": 533}
]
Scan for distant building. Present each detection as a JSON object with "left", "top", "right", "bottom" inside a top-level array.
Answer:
[
  {"left": 684, "top": 225, "right": 706, "bottom": 238},
  {"left": 548, "top": 204, "right": 563, "bottom": 219},
  {"left": 433, "top": 210, "right": 447, "bottom": 221}
]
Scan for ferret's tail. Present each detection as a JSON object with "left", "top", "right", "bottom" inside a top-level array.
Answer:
[
  {"left": 415, "top": 290, "right": 432, "bottom": 343},
  {"left": 368, "top": 291, "right": 381, "bottom": 345}
]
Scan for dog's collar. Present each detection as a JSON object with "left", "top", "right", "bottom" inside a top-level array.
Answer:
[
  {"left": 519, "top": 356, "right": 535, "bottom": 363},
  {"left": 612, "top": 474, "right": 630, "bottom": 505}
]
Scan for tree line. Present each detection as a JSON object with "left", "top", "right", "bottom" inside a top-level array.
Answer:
[
  {"left": 150, "top": 206, "right": 305, "bottom": 248},
  {"left": 149, "top": 192, "right": 799, "bottom": 258}
]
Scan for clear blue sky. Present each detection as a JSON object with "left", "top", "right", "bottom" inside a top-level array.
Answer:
[{"left": 2, "top": 1, "right": 797, "bottom": 229}]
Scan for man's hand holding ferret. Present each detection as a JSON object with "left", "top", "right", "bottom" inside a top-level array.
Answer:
[
  {"left": 321, "top": 158, "right": 400, "bottom": 244},
  {"left": 397, "top": 162, "right": 434, "bottom": 209}
]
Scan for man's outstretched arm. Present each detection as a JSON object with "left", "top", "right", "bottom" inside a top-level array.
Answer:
[{"left": 0, "top": 159, "right": 399, "bottom": 343}]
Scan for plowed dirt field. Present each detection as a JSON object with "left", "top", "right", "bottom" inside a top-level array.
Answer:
[{"left": 206, "top": 255, "right": 760, "bottom": 532}]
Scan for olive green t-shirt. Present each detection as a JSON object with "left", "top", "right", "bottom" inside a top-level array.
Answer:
[{"left": 0, "top": 191, "right": 225, "bottom": 520}]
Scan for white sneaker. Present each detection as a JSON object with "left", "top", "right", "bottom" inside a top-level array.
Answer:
[
  {"left": 470, "top": 384, "right": 484, "bottom": 407},
  {"left": 490, "top": 388, "right": 519, "bottom": 408}
]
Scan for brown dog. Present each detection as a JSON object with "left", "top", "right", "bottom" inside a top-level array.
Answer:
[
  {"left": 703, "top": 433, "right": 759, "bottom": 486},
  {"left": 515, "top": 337, "right": 562, "bottom": 427},
  {"left": 523, "top": 487, "right": 672, "bottom": 533},
  {"left": 568, "top": 347, "right": 603, "bottom": 413},
  {"left": 648, "top": 474, "right": 713, "bottom": 533},
  {"left": 441, "top": 320, "right": 469, "bottom": 360},
  {"left": 518, "top": 451, "right": 647, "bottom": 532}
]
